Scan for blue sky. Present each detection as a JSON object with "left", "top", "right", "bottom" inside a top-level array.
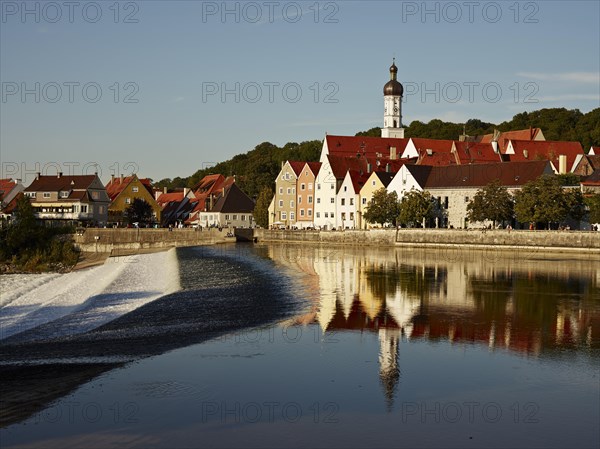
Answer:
[{"left": 1, "top": 0, "right": 599, "bottom": 183}]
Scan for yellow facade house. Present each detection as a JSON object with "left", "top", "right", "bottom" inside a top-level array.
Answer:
[{"left": 105, "top": 174, "right": 161, "bottom": 225}]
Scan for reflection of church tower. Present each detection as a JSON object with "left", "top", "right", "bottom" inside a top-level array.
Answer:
[
  {"left": 378, "top": 327, "right": 400, "bottom": 410},
  {"left": 381, "top": 59, "right": 405, "bottom": 138}
]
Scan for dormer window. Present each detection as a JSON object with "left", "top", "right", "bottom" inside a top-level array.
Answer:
[
  {"left": 92, "top": 191, "right": 99, "bottom": 199},
  {"left": 43, "top": 192, "right": 51, "bottom": 199},
  {"left": 60, "top": 191, "right": 69, "bottom": 198}
]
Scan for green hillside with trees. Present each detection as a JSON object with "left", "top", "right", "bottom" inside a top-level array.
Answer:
[{"left": 156, "top": 107, "right": 599, "bottom": 198}]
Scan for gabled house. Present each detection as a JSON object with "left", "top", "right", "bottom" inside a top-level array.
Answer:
[
  {"left": 105, "top": 174, "right": 161, "bottom": 226},
  {"left": 186, "top": 175, "right": 235, "bottom": 226},
  {"left": 388, "top": 164, "right": 432, "bottom": 198},
  {"left": 450, "top": 141, "right": 503, "bottom": 165},
  {"left": 271, "top": 161, "right": 304, "bottom": 228},
  {"left": 23, "top": 173, "right": 109, "bottom": 226},
  {"left": 401, "top": 138, "right": 454, "bottom": 159},
  {"left": 359, "top": 171, "right": 395, "bottom": 229},
  {"left": 198, "top": 183, "right": 255, "bottom": 228},
  {"left": 296, "top": 162, "right": 321, "bottom": 229},
  {"left": 337, "top": 170, "right": 368, "bottom": 229},
  {"left": 573, "top": 154, "right": 600, "bottom": 177}
]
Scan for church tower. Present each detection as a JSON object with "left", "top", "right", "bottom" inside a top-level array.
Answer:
[{"left": 381, "top": 59, "right": 405, "bottom": 139}]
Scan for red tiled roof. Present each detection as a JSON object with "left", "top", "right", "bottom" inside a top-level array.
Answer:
[
  {"left": 410, "top": 137, "right": 455, "bottom": 153},
  {"left": 156, "top": 192, "right": 184, "bottom": 206},
  {"left": 1, "top": 192, "right": 23, "bottom": 214},
  {"left": 288, "top": 161, "right": 306, "bottom": 176},
  {"left": 24, "top": 175, "right": 97, "bottom": 192},
  {"left": 453, "top": 142, "right": 502, "bottom": 165},
  {"left": 105, "top": 175, "right": 153, "bottom": 201},
  {"left": 325, "top": 135, "right": 409, "bottom": 160},
  {"left": 327, "top": 154, "right": 369, "bottom": 180},
  {"left": 582, "top": 169, "right": 600, "bottom": 186},
  {"left": 348, "top": 170, "right": 370, "bottom": 193},
  {"left": 417, "top": 148, "right": 459, "bottom": 166},
  {"left": 0, "top": 179, "right": 18, "bottom": 201},
  {"left": 480, "top": 128, "right": 542, "bottom": 152},
  {"left": 306, "top": 162, "right": 322, "bottom": 177},
  {"left": 506, "top": 140, "right": 584, "bottom": 172},
  {"left": 423, "top": 161, "right": 553, "bottom": 189}
]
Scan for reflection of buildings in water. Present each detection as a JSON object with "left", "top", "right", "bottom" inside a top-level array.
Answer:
[{"left": 378, "top": 326, "right": 400, "bottom": 409}]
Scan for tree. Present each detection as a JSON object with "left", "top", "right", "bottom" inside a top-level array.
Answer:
[
  {"left": 253, "top": 186, "right": 273, "bottom": 228},
  {"left": 586, "top": 193, "right": 600, "bottom": 224},
  {"left": 398, "top": 189, "right": 434, "bottom": 227},
  {"left": 363, "top": 188, "right": 400, "bottom": 227},
  {"left": 124, "top": 198, "right": 154, "bottom": 225},
  {"left": 466, "top": 180, "right": 514, "bottom": 227},
  {"left": 514, "top": 175, "right": 584, "bottom": 228}
]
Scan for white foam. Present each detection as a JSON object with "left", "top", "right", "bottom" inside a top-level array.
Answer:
[{"left": 0, "top": 249, "right": 181, "bottom": 341}]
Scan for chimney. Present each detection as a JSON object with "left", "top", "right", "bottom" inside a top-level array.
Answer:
[
  {"left": 36, "top": 172, "right": 40, "bottom": 180},
  {"left": 120, "top": 173, "right": 124, "bottom": 183},
  {"left": 390, "top": 146, "right": 397, "bottom": 160},
  {"left": 367, "top": 163, "right": 372, "bottom": 173},
  {"left": 57, "top": 172, "right": 62, "bottom": 178},
  {"left": 386, "top": 163, "right": 390, "bottom": 173},
  {"left": 15, "top": 178, "right": 21, "bottom": 185},
  {"left": 222, "top": 187, "right": 226, "bottom": 196},
  {"left": 559, "top": 154, "right": 567, "bottom": 174},
  {"left": 164, "top": 186, "right": 168, "bottom": 194},
  {"left": 111, "top": 174, "right": 115, "bottom": 184}
]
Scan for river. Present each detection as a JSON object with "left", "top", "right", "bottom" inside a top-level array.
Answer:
[{"left": 1, "top": 243, "right": 598, "bottom": 448}]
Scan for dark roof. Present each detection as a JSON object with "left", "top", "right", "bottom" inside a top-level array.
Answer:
[
  {"left": 423, "top": 161, "right": 553, "bottom": 188},
  {"left": 582, "top": 169, "right": 600, "bottom": 186},
  {"left": 375, "top": 172, "right": 395, "bottom": 187},
  {"left": 306, "top": 162, "right": 322, "bottom": 177},
  {"left": 211, "top": 183, "right": 254, "bottom": 214},
  {"left": 405, "top": 165, "right": 433, "bottom": 188},
  {"left": 288, "top": 161, "right": 306, "bottom": 177},
  {"left": 25, "top": 175, "right": 97, "bottom": 192}
]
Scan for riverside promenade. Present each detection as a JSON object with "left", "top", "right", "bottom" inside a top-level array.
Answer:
[{"left": 254, "top": 228, "right": 600, "bottom": 255}]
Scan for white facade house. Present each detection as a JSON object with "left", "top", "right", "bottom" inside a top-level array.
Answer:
[
  {"left": 313, "top": 155, "right": 338, "bottom": 230},
  {"left": 337, "top": 171, "right": 360, "bottom": 229}
]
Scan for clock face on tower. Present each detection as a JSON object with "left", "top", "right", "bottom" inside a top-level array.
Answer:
[{"left": 393, "top": 107, "right": 398, "bottom": 113}]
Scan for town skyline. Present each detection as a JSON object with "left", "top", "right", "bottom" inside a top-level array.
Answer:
[{"left": 2, "top": 1, "right": 599, "bottom": 182}]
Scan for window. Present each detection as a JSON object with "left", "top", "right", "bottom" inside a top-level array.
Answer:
[
  {"left": 465, "top": 196, "right": 469, "bottom": 203},
  {"left": 301, "top": 183, "right": 305, "bottom": 191},
  {"left": 132, "top": 187, "right": 139, "bottom": 193},
  {"left": 330, "top": 198, "right": 334, "bottom": 204},
  {"left": 73, "top": 205, "right": 79, "bottom": 213},
  {"left": 309, "top": 183, "right": 313, "bottom": 190},
  {"left": 241, "top": 215, "right": 246, "bottom": 221},
  {"left": 317, "top": 198, "right": 320, "bottom": 204},
  {"left": 81, "top": 204, "right": 88, "bottom": 213},
  {"left": 282, "top": 212, "right": 287, "bottom": 220},
  {"left": 43, "top": 192, "right": 51, "bottom": 198},
  {"left": 287, "top": 188, "right": 291, "bottom": 195},
  {"left": 298, "top": 196, "right": 302, "bottom": 204},
  {"left": 99, "top": 206, "right": 104, "bottom": 214},
  {"left": 300, "top": 209, "right": 305, "bottom": 217},
  {"left": 232, "top": 215, "right": 237, "bottom": 220},
  {"left": 308, "top": 209, "right": 312, "bottom": 216},
  {"left": 330, "top": 184, "right": 334, "bottom": 190},
  {"left": 343, "top": 186, "right": 347, "bottom": 192},
  {"left": 290, "top": 200, "right": 294, "bottom": 208},
  {"left": 444, "top": 197, "right": 449, "bottom": 209},
  {"left": 341, "top": 198, "right": 345, "bottom": 206},
  {"left": 325, "top": 212, "right": 328, "bottom": 218},
  {"left": 92, "top": 191, "right": 99, "bottom": 200},
  {"left": 290, "top": 212, "right": 295, "bottom": 220},
  {"left": 317, "top": 184, "right": 321, "bottom": 190},
  {"left": 225, "top": 214, "right": 230, "bottom": 220},
  {"left": 279, "top": 200, "right": 283, "bottom": 207},
  {"left": 350, "top": 212, "right": 354, "bottom": 220},
  {"left": 372, "top": 181, "right": 376, "bottom": 186},
  {"left": 316, "top": 212, "right": 320, "bottom": 218},
  {"left": 341, "top": 212, "right": 346, "bottom": 220},
  {"left": 26, "top": 192, "right": 35, "bottom": 198},
  {"left": 304, "top": 171, "right": 308, "bottom": 177},
  {"left": 285, "top": 173, "right": 290, "bottom": 180},
  {"left": 292, "top": 188, "right": 295, "bottom": 194},
  {"left": 331, "top": 213, "right": 334, "bottom": 218},
  {"left": 60, "top": 191, "right": 69, "bottom": 198},
  {"left": 350, "top": 198, "right": 354, "bottom": 206},
  {"left": 279, "top": 187, "right": 283, "bottom": 194},
  {"left": 125, "top": 198, "right": 131, "bottom": 204},
  {"left": 362, "top": 198, "right": 367, "bottom": 205},
  {"left": 308, "top": 196, "right": 313, "bottom": 204}
]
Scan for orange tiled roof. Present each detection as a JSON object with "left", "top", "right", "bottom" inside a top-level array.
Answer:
[{"left": 507, "top": 140, "right": 584, "bottom": 172}]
